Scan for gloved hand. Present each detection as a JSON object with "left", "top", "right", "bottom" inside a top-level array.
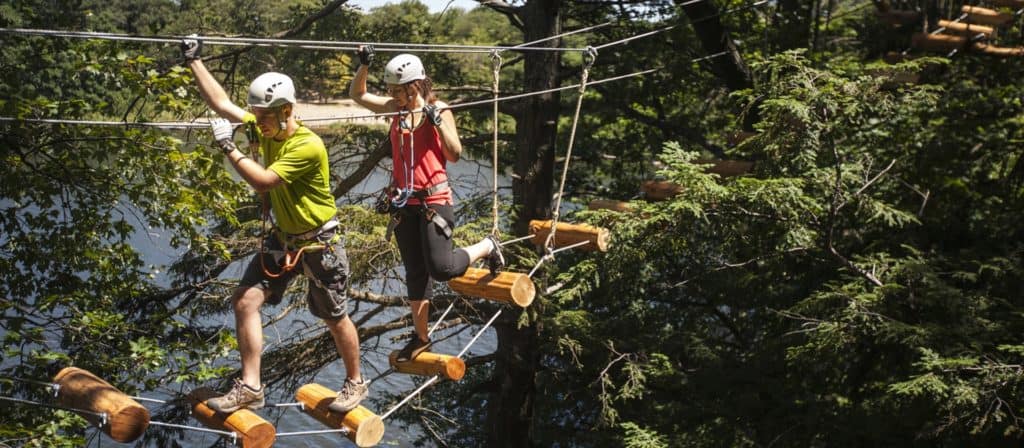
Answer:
[
  {"left": 357, "top": 45, "right": 374, "bottom": 66},
  {"left": 210, "top": 118, "right": 236, "bottom": 154},
  {"left": 181, "top": 35, "right": 202, "bottom": 61},
  {"left": 422, "top": 104, "right": 443, "bottom": 127}
]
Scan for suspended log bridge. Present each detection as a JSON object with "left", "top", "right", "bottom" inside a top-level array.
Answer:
[
  {"left": 295, "top": 383, "right": 385, "bottom": 448},
  {"left": 388, "top": 350, "right": 466, "bottom": 380},
  {"left": 448, "top": 267, "right": 536, "bottom": 307},
  {"left": 187, "top": 388, "right": 275, "bottom": 448},
  {"left": 642, "top": 180, "right": 682, "bottom": 201},
  {"left": 588, "top": 199, "right": 633, "bottom": 212},
  {"left": 528, "top": 220, "right": 610, "bottom": 252},
  {"left": 962, "top": 5, "right": 1013, "bottom": 26},
  {"left": 911, "top": 33, "right": 1024, "bottom": 57},
  {"left": 937, "top": 19, "right": 994, "bottom": 37},
  {"left": 53, "top": 367, "right": 150, "bottom": 443},
  {"left": 696, "top": 159, "right": 755, "bottom": 177}
]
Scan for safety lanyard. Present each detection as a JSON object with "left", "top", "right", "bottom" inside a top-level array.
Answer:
[{"left": 392, "top": 109, "right": 416, "bottom": 208}]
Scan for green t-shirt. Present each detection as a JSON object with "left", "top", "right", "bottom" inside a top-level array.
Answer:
[{"left": 243, "top": 113, "right": 337, "bottom": 234}]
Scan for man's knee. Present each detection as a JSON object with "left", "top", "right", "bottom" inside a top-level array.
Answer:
[{"left": 232, "top": 287, "right": 265, "bottom": 314}]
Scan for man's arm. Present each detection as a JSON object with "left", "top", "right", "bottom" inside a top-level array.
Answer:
[
  {"left": 211, "top": 118, "right": 283, "bottom": 193},
  {"left": 182, "top": 37, "right": 246, "bottom": 121},
  {"left": 189, "top": 60, "right": 247, "bottom": 122}
]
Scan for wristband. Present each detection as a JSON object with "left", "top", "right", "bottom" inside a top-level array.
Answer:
[{"left": 218, "top": 139, "right": 238, "bottom": 154}]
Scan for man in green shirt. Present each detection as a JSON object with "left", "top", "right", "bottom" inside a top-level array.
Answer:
[{"left": 182, "top": 37, "right": 367, "bottom": 414}]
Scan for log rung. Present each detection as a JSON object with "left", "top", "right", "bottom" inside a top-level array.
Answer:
[
  {"left": 388, "top": 350, "right": 466, "bottom": 380},
  {"left": 187, "top": 388, "right": 276, "bottom": 448},
  {"left": 912, "top": 32, "right": 1024, "bottom": 57},
  {"left": 295, "top": 383, "right": 385, "bottom": 448},
  {"left": 961, "top": 5, "right": 1013, "bottom": 26},
  {"left": 938, "top": 19, "right": 994, "bottom": 37},
  {"left": 448, "top": 267, "right": 536, "bottom": 307},
  {"left": 528, "top": 219, "right": 610, "bottom": 252},
  {"left": 588, "top": 199, "right": 633, "bottom": 212},
  {"left": 53, "top": 367, "right": 150, "bottom": 443}
]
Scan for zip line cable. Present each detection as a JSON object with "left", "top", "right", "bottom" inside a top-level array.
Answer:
[
  {"left": 0, "top": 66, "right": 665, "bottom": 129},
  {"left": 0, "top": 16, "right": 745, "bottom": 128},
  {"left": 0, "top": 27, "right": 588, "bottom": 53}
]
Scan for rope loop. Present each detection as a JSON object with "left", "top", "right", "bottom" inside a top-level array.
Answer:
[
  {"left": 583, "top": 45, "right": 598, "bottom": 68},
  {"left": 489, "top": 49, "right": 503, "bottom": 236}
]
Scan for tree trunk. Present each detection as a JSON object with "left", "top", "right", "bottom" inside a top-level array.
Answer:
[
  {"left": 511, "top": 0, "right": 561, "bottom": 237},
  {"left": 677, "top": 0, "right": 752, "bottom": 92},
  {"left": 486, "top": 1, "right": 561, "bottom": 447},
  {"left": 485, "top": 308, "right": 540, "bottom": 448}
]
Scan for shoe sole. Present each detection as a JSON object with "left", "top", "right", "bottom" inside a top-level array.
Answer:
[
  {"left": 328, "top": 391, "right": 368, "bottom": 413},
  {"left": 208, "top": 399, "right": 265, "bottom": 414}
]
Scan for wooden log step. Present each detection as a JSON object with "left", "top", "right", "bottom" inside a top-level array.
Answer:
[
  {"left": 641, "top": 180, "right": 682, "bottom": 201},
  {"left": 187, "top": 388, "right": 275, "bottom": 448},
  {"left": 295, "top": 383, "right": 385, "bottom": 448},
  {"left": 938, "top": 19, "right": 994, "bottom": 37},
  {"left": 53, "top": 367, "right": 150, "bottom": 443},
  {"left": 962, "top": 5, "right": 1013, "bottom": 26},
  {"left": 912, "top": 32, "right": 1024, "bottom": 57},
  {"left": 696, "top": 159, "right": 755, "bottom": 177},
  {"left": 588, "top": 199, "right": 633, "bottom": 212},
  {"left": 388, "top": 350, "right": 466, "bottom": 380},
  {"left": 528, "top": 220, "right": 610, "bottom": 252},
  {"left": 448, "top": 267, "right": 535, "bottom": 307},
  {"left": 912, "top": 33, "right": 968, "bottom": 52},
  {"left": 972, "top": 42, "right": 1024, "bottom": 56}
]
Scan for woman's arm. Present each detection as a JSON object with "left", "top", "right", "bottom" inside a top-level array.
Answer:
[
  {"left": 433, "top": 101, "right": 462, "bottom": 162},
  {"left": 349, "top": 60, "right": 395, "bottom": 114}
]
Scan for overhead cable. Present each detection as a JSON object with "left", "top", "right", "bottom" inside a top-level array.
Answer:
[{"left": 0, "top": 27, "right": 586, "bottom": 53}]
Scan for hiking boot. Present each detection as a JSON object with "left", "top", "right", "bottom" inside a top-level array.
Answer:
[
  {"left": 328, "top": 378, "right": 369, "bottom": 413},
  {"left": 395, "top": 335, "right": 432, "bottom": 363},
  {"left": 485, "top": 235, "right": 505, "bottom": 276},
  {"left": 206, "top": 379, "right": 265, "bottom": 413}
]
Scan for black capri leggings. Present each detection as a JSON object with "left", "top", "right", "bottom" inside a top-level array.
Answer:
[{"left": 394, "top": 203, "right": 470, "bottom": 300}]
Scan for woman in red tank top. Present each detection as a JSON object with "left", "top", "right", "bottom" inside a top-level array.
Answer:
[{"left": 350, "top": 47, "right": 505, "bottom": 362}]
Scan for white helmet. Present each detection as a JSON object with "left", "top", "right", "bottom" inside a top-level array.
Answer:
[
  {"left": 247, "top": 72, "right": 296, "bottom": 108},
  {"left": 383, "top": 54, "right": 426, "bottom": 85}
]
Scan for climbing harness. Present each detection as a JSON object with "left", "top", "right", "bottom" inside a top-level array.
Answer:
[
  {"left": 259, "top": 217, "right": 340, "bottom": 279},
  {"left": 382, "top": 107, "right": 454, "bottom": 241}
]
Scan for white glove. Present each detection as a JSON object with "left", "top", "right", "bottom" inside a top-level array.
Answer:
[{"left": 210, "top": 118, "right": 237, "bottom": 153}]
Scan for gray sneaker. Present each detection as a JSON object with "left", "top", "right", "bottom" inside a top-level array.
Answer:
[
  {"left": 206, "top": 379, "right": 265, "bottom": 413},
  {"left": 328, "top": 378, "right": 368, "bottom": 413}
]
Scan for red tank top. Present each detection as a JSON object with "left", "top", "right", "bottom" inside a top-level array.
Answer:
[{"left": 390, "top": 115, "right": 453, "bottom": 205}]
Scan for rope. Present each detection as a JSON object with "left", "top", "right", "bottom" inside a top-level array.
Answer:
[
  {"left": 490, "top": 50, "right": 503, "bottom": 236},
  {"left": 380, "top": 375, "right": 440, "bottom": 420},
  {"left": 455, "top": 309, "right": 503, "bottom": 359},
  {"left": 0, "top": 28, "right": 586, "bottom": 53},
  {"left": 542, "top": 47, "right": 597, "bottom": 256},
  {"left": 381, "top": 308, "right": 503, "bottom": 420},
  {"left": 366, "top": 296, "right": 454, "bottom": 384},
  {"left": 277, "top": 427, "right": 350, "bottom": 437},
  {"left": 0, "top": 395, "right": 108, "bottom": 424},
  {"left": 148, "top": 421, "right": 238, "bottom": 442}
]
